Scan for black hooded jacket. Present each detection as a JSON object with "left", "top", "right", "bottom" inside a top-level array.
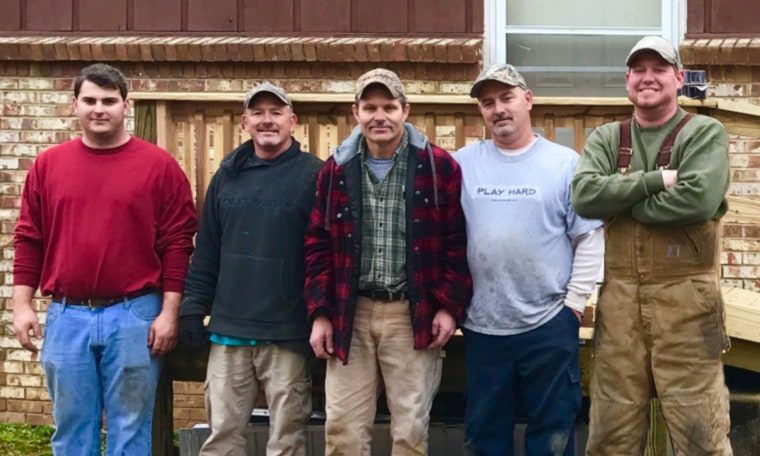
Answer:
[{"left": 180, "top": 138, "right": 323, "bottom": 341}]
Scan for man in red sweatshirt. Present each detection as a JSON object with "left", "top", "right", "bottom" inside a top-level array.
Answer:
[{"left": 12, "top": 63, "right": 197, "bottom": 455}]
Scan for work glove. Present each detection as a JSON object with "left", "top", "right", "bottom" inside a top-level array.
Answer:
[{"left": 178, "top": 314, "right": 210, "bottom": 351}]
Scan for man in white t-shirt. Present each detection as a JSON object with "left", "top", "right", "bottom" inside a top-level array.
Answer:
[{"left": 454, "top": 63, "right": 603, "bottom": 455}]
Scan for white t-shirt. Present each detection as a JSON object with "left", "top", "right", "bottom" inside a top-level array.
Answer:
[{"left": 454, "top": 136, "right": 602, "bottom": 335}]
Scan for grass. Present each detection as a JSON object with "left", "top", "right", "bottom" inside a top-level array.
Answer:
[
  {"left": 0, "top": 423, "right": 54, "bottom": 456},
  {"left": 0, "top": 423, "right": 181, "bottom": 455}
]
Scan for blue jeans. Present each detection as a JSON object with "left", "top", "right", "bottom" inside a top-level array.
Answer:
[
  {"left": 40, "top": 293, "right": 162, "bottom": 456},
  {"left": 463, "top": 306, "right": 582, "bottom": 456}
]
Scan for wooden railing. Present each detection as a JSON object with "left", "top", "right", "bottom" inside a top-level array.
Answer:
[{"left": 139, "top": 93, "right": 671, "bottom": 212}]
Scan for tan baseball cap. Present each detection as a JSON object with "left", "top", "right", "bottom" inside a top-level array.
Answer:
[
  {"left": 355, "top": 68, "right": 406, "bottom": 100},
  {"left": 625, "top": 36, "right": 682, "bottom": 69},
  {"left": 470, "top": 63, "right": 528, "bottom": 98},
  {"left": 243, "top": 81, "right": 292, "bottom": 109}
]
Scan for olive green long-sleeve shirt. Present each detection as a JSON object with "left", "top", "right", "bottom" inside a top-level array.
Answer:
[{"left": 571, "top": 109, "right": 729, "bottom": 225}]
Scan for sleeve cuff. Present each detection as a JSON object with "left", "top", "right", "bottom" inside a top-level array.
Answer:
[
  {"left": 162, "top": 278, "right": 185, "bottom": 294},
  {"left": 309, "top": 307, "right": 331, "bottom": 323},
  {"left": 642, "top": 170, "right": 666, "bottom": 197},
  {"left": 13, "top": 273, "right": 40, "bottom": 289},
  {"left": 564, "top": 290, "right": 589, "bottom": 314}
]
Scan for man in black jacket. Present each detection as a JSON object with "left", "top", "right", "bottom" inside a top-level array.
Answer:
[{"left": 179, "top": 82, "right": 323, "bottom": 456}]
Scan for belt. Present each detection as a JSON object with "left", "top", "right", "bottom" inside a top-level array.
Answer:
[
  {"left": 52, "top": 288, "right": 156, "bottom": 309},
  {"left": 358, "top": 289, "right": 406, "bottom": 302}
]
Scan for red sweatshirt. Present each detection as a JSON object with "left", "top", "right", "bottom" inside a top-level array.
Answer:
[{"left": 14, "top": 137, "right": 197, "bottom": 298}]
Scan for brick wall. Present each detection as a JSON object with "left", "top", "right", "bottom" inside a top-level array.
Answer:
[
  {"left": 681, "top": 39, "right": 760, "bottom": 291},
  {"left": 723, "top": 136, "right": 760, "bottom": 291}
]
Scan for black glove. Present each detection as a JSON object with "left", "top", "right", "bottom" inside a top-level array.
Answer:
[{"left": 178, "top": 315, "right": 210, "bottom": 351}]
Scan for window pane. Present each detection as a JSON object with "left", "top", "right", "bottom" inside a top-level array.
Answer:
[
  {"left": 506, "top": 34, "right": 640, "bottom": 69},
  {"left": 507, "top": 0, "right": 661, "bottom": 28},
  {"left": 506, "top": 35, "right": 644, "bottom": 96},
  {"left": 521, "top": 71, "right": 625, "bottom": 97}
]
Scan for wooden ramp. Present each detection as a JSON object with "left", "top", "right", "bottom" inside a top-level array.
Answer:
[{"left": 723, "top": 286, "right": 760, "bottom": 344}]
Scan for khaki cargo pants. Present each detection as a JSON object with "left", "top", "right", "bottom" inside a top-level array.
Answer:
[{"left": 586, "top": 216, "right": 732, "bottom": 455}]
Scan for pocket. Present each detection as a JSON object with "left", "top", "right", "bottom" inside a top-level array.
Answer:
[
  {"left": 650, "top": 222, "right": 717, "bottom": 269},
  {"left": 43, "top": 303, "right": 64, "bottom": 334},
  {"left": 567, "top": 362, "right": 582, "bottom": 384},
  {"left": 217, "top": 254, "right": 288, "bottom": 310},
  {"left": 128, "top": 293, "right": 161, "bottom": 321},
  {"left": 291, "top": 377, "right": 313, "bottom": 420},
  {"left": 688, "top": 278, "right": 731, "bottom": 354},
  {"left": 562, "top": 305, "right": 581, "bottom": 328},
  {"left": 422, "top": 191, "right": 448, "bottom": 222}
]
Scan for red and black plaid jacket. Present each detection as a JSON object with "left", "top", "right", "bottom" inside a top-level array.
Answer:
[{"left": 304, "top": 139, "right": 472, "bottom": 363}]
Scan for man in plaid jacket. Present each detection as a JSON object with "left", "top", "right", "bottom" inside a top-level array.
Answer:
[{"left": 304, "top": 68, "right": 472, "bottom": 455}]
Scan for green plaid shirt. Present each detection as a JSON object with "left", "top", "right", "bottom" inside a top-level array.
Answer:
[{"left": 359, "top": 132, "right": 409, "bottom": 292}]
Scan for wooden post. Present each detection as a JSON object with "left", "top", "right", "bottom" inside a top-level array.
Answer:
[
  {"left": 151, "top": 365, "right": 174, "bottom": 456},
  {"left": 644, "top": 399, "right": 670, "bottom": 455}
]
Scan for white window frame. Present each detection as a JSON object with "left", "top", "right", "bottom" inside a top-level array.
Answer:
[{"left": 484, "top": 0, "right": 683, "bottom": 71}]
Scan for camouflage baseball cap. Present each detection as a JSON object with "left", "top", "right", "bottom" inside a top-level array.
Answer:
[
  {"left": 243, "top": 81, "right": 292, "bottom": 109},
  {"left": 470, "top": 63, "right": 528, "bottom": 98},
  {"left": 355, "top": 68, "right": 405, "bottom": 100},
  {"left": 625, "top": 36, "right": 682, "bottom": 69}
]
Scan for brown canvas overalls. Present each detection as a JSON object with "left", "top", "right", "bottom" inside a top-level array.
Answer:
[{"left": 585, "top": 117, "right": 733, "bottom": 456}]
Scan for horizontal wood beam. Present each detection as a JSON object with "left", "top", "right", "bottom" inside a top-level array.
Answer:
[
  {"left": 724, "top": 195, "right": 760, "bottom": 224},
  {"left": 722, "top": 338, "right": 760, "bottom": 373},
  {"left": 130, "top": 92, "right": 718, "bottom": 108}
]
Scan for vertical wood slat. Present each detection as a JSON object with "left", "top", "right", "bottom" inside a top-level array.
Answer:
[
  {"left": 454, "top": 113, "right": 465, "bottom": 150},
  {"left": 543, "top": 113, "right": 556, "bottom": 142},
  {"left": 155, "top": 101, "right": 177, "bottom": 157},
  {"left": 318, "top": 123, "right": 332, "bottom": 162},
  {"left": 425, "top": 113, "right": 436, "bottom": 144},
  {"left": 219, "top": 111, "right": 235, "bottom": 159},
  {"left": 193, "top": 111, "right": 209, "bottom": 213},
  {"left": 336, "top": 114, "right": 352, "bottom": 150},
  {"left": 308, "top": 114, "right": 320, "bottom": 157},
  {"left": 180, "top": 122, "right": 195, "bottom": 199},
  {"left": 293, "top": 122, "right": 310, "bottom": 156},
  {"left": 573, "top": 115, "right": 585, "bottom": 153}
]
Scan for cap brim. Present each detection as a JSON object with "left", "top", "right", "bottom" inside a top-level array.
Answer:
[
  {"left": 245, "top": 91, "right": 291, "bottom": 108},
  {"left": 469, "top": 80, "right": 486, "bottom": 98},
  {"left": 626, "top": 49, "right": 677, "bottom": 67},
  {"left": 356, "top": 81, "right": 402, "bottom": 100}
]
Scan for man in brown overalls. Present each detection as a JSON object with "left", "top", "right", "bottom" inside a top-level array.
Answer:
[{"left": 571, "top": 36, "right": 733, "bottom": 455}]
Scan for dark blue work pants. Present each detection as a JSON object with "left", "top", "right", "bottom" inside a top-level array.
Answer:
[{"left": 463, "top": 306, "right": 582, "bottom": 456}]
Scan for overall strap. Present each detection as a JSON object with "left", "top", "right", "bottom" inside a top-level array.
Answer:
[
  {"left": 656, "top": 114, "right": 694, "bottom": 169},
  {"left": 617, "top": 114, "right": 695, "bottom": 173},
  {"left": 617, "top": 119, "right": 633, "bottom": 173}
]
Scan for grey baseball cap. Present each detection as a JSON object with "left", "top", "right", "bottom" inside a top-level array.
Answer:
[
  {"left": 243, "top": 81, "right": 292, "bottom": 109},
  {"left": 470, "top": 63, "right": 528, "bottom": 98},
  {"left": 355, "top": 68, "right": 406, "bottom": 100},
  {"left": 625, "top": 36, "right": 682, "bottom": 69}
]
